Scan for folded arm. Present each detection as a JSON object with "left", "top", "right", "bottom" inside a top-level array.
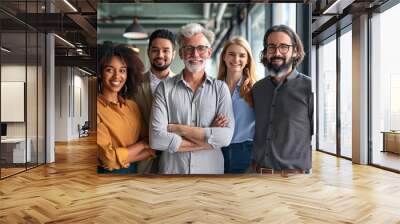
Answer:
[
  {"left": 168, "top": 82, "right": 235, "bottom": 149},
  {"left": 149, "top": 83, "right": 208, "bottom": 153},
  {"left": 97, "top": 118, "right": 154, "bottom": 170}
]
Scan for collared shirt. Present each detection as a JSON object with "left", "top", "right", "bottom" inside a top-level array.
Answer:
[
  {"left": 133, "top": 69, "right": 174, "bottom": 174},
  {"left": 149, "top": 71, "right": 235, "bottom": 174},
  {"left": 132, "top": 70, "right": 175, "bottom": 138},
  {"left": 97, "top": 95, "right": 142, "bottom": 170},
  {"left": 149, "top": 69, "right": 171, "bottom": 95},
  {"left": 230, "top": 78, "right": 255, "bottom": 143},
  {"left": 252, "top": 69, "right": 313, "bottom": 170}
]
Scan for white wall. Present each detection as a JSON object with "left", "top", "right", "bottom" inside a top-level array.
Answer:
[
  {"left": 1, "top": 65, "right": 28, "bottom": 138},
  {"left": 55, "top": 66, "right": 89, "bottom": 141},
  {"left": 1, "top": 64, "right": 46, "bottom": 163}
]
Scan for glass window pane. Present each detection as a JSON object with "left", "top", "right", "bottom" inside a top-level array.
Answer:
[
  {"left": 1, "top": 23, "right": 28, "bottom": 178},
  {"left": 340, "top": 29, "right": 352, "bottom": 158},
  {"left": 272, "top": 3, "right": 296, "bottom": 31},
  {"left": 318, "top": 37, "right": 337, "bottom": 154},
  {"left": 371, "top": 3, "right": 400, "bottom": 171},
  {"left": 250, "top": 4, "right": 265, "bottom": 79}
]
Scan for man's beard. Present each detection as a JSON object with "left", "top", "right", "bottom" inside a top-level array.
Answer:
[
  {"left": 266, "top": 56, "right": 294, "bottom": 78},
  {"left": 184, "top": 58, "right": 206, "bottom": 73},
  {"left": 151, "top": 58, "right": 171, "bottom": 72}
]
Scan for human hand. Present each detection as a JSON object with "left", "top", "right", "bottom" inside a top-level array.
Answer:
[
  {"left": 139, "top": 140, "right": 150, "bottom": 149},
  {"left": 211, "top": 114, "right": 229, "bottom": 127},
  {"left": 146, "top": 148, "right": 156, "bottom": 160}
]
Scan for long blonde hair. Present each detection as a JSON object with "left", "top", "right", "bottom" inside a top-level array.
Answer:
[{"left": 217, "top": 36, "right": 258, "bottom": 107}]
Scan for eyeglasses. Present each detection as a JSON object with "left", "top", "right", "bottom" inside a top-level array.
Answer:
[
  {"left": 181, "top": 45, "right": 209, "bottom": 54},
  {"left": 264, "top": 44, "right": 293, "bottom": 54}
]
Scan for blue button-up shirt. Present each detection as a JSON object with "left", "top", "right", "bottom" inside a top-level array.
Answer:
[{"left": 231, "top": 79, "right": 255, "bottom": 143}]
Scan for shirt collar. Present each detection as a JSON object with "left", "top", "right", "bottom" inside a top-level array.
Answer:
[
  {"left": 176, "top": 70, "right": 213, "bottom": 85},
  {"left": 149, "top": 69, "right": 171, "bottom": 81},
  {"left": 286, "top": 69, "right": 299, "bottom": 80},
  {"left": 236, "top": 76, "right": 244, "bottom": 88},
  {"left": 224, "top": 76, "right": 242, "bottom": 90},
  {"left": 98, "top": 94, "right": 126, "bottom": 107}
]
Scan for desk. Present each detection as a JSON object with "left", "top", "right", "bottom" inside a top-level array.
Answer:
[
  {"left": 1, "top": 138, "right": 31, "bottom": 163},
  {"left": 382, "top": 131, "right": 400, "bottom": 154}
]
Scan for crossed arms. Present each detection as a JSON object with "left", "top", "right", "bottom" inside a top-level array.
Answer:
[{"left": 149, "top": 82, "right": 234, "bottom": 153}]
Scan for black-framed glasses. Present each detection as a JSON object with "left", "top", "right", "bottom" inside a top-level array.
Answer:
[
  {"left": 264, "top": 44, "right": 293, "bottom": 54},
  {"left": 181, "top": 45, "right": 209, "bottom": 54}
]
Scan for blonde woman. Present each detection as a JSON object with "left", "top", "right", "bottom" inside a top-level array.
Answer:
[{"left": 217, "top": 36, "right": 258, "bottom": 173}]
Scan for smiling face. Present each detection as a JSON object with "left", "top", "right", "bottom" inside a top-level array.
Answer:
[
  {"left": 148, "top": 37, "right": 175, "bottom": 72},
  {"left": 223, "top": 44, "right": 248, "bottom": 75},
  {"left": 264, "top": 31, "right": 297, "bottom": 76},
  {"left": 179, "top": 33, "right": 212, "bottom": 74},
  {"left": 101, "top": 56, "right": 127, "bottom": 95}
]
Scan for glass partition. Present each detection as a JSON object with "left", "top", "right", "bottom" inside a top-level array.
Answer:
[
  {"left": 339, "top": 29, "right": 352, "bottom": 158},
  {"left": 0, "top": 0, "right": 46, "bottom": 179},
  {"left": 317, "top": 36, "right": 337, "bottom": 155},
  {"left": 371, "top": 3, "right": 400, "bottom": 171},
  {"left": 0, "top": 18, "right": 28, "bottom": 177}
]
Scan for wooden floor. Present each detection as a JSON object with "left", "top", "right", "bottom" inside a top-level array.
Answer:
[
  {"left": 372, "top": 151, "right": 400, "bottom": 171},
  {"left": 1, "top": 136, "right": 400, "bottom": 223}
]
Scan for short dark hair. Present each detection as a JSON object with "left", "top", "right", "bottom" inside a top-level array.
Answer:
[
  {"left": 98, "top": 44, "right": 144, "bottom": 97},
  {"left": 148, "top": 29, "right": 176, "bottom": 49},
  {"left": 260, "top": 24, "right": 305, "bottom": 68}
]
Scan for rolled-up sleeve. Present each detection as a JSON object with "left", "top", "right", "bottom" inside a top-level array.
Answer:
[
  {"left": 149, "top": 82, "right": 182, "bottom": 153},
  {"left": 204, "top": 82, "right": 235, "bottom": 149},
  {"left": 97, "top": 116, "right": 130, "bottom": 170}
]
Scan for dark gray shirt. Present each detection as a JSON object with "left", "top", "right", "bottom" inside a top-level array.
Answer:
[
  {"left": 252, "top": 70, "right": 313, "bottom": 170},
  {"left": 149, "top": 71, "right": 235, "bottom": 174}
]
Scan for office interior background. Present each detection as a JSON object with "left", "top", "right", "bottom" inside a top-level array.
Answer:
[
  {"left": 1, "top": 0, "right": 399, "bottom": 178},
  {"left": 0, "top": 0, "right": 400, "bottom": 222}
]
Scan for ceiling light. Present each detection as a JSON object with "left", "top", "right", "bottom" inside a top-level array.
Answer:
[
  {"left": 63, "top": 0, "right": 78, "bottom": 12},
  {"left": 123, "top": 17, "right": 148, "bottom": 39},
  {"left": 1, "top": 47, "right": 11, "bottom": 53},
  {"left": 54, "top": 34, "right": 75, "bottom": 48},
  {"left": 128, "top": 45, "right": 140, "bottom": 53}
]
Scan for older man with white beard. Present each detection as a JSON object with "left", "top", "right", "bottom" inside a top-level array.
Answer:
[{"left": 149, "top": 23, "right": 234, "bottom": 174}]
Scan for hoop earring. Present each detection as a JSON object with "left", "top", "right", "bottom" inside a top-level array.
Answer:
[
  {"left": 98, "top": 80, "right": 103, "bottom": 94},
  {"left": 122, "top": 84, "right": 128, "bottom": 96}
]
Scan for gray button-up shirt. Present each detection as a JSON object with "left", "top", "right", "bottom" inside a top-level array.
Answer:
[
  {"left": 252, "top": 70, "right": 313, "bottom": 170},
  {"left": 149, "top": 71, "right": 235, "bottom": 174}
]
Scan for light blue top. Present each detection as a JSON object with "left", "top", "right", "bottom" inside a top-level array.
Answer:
[{"left": 230, "top": 78, "right": 255, "bottom": 144}]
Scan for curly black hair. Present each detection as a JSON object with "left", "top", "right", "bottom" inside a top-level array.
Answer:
[{"left": 97, "top": 43, "right": 144, "bottom": 98}]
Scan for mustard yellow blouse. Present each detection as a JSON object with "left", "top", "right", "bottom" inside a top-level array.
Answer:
[{"left": 97, "top": 95, "right": 142, "bottom": 170}]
